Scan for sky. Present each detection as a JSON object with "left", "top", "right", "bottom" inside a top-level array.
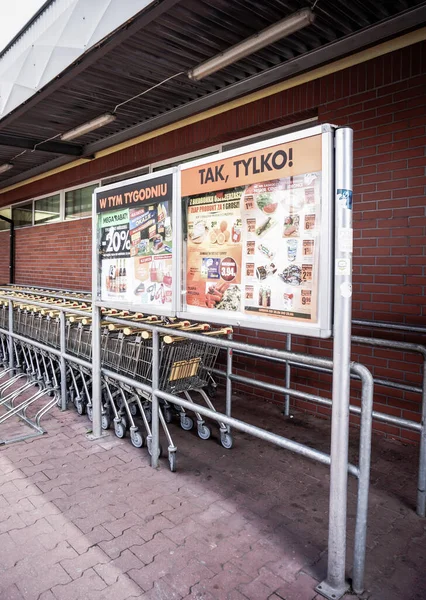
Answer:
[{"left": 0, "top": 0, "right": 46, "bottom": 53}]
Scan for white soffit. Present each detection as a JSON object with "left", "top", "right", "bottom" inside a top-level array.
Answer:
[{"left": 0, "top": 0, "right": 155, "bottom": 119}]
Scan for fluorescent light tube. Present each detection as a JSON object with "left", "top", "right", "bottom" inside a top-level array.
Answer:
[
  {"left": 0, "top": 163, "right": 13, "bottom": 175},
  {"left": 188, "top": 9, "right": 315, "bottom": 81},
  {"left": 61, "top": 113, "right": 116, "bottom": 141}
]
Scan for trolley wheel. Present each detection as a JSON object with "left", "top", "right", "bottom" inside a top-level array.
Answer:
[
  {"left": 197, "top": 424, "right": 211, "bottom": 440},
  {"left": 120, "top": 415, "right": 128, "bottom": 431},
  {"left": 114, "top": 422, "right": 126, "bottom": 439},
  {"left": 168, "top": 451, "right": 177, "bottom": 473},
  {"left": 220, "top": 432, "right": 233, "bottom": 449},
  {"left": 180, "top": 415, "right": 193, "bottom": 431},
  {"left": 130, "top": 403, "right": 138, "bottom": 416},
  {"left": 76, "top": 400, "right": 86, "bottom": 416},
  {"left": 144, "top": 406, "right": 152, "bottom": 423},
  {"left": 131, "top": 431, "right": 144, "bottom": 448},
  {"left": 164, "top": 407, "right": 173, "bottom": 424},
  {"left": 101, "top": 414, "right": 111, "bottom": 430},
  {"left": 87, "top": 406, "right": 93, "bottom": 422}
]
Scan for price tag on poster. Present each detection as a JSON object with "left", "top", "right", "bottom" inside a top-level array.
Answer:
[
  {"left": 178, "top": 125, "right": 334, "bottom": 338},
  {"left": 94, "top": 169, "right": 177, "bottom": 315}
]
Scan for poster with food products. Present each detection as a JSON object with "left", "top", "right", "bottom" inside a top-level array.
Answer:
[
  {"left": 180, "top": 129, "right": 333, "bottom": 335},
  {"left": 186, "top": 189, "right": 243, "bottom": 311},
  {"left": 96, "top": 172, "right": 176, "bottom": 312},
  {"left": 241, "top": 173, "right": 320, "bottom": 321}
]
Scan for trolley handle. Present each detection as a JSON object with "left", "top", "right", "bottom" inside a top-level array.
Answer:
[{"left": 163, "top": 325, "right": 232, "bottom": 344}]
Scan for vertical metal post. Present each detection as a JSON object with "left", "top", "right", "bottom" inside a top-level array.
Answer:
[
  {"left": 284, "top": 334, "right": 291, "bottom": 416},
  {"left": 8, "top": 299, "right": 14, "bottom": 373},
  {"left": 90, "top": 193, "right": 102, "bottom": 440},
  {"left": 225, "top": 332, "right": 233, "bottom": 418},
  {"left": 151, "top": 329, "right": 160, "bottom": 468},
  {"left": 317, "top": 127, "right": 353, "bottom": 600},
  {"left": 59, "top": 311, "right": 67, "bottom": 411},
  {"left": 417, "top": 359, "right": 426, "bottom": 517},
  {"left": 10, "top": 222, "right": 15, "bottom": 284},
  {"left": 352, "top": 364, "right": 373, "bottom": 594}
]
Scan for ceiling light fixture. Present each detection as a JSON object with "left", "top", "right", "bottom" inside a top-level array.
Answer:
[
  {"left": 61, "top": 113, "right": 116, "bottom": 141},
  {"left": 187, "top": 8, "right": 315, "bottom": 81},
  {"left": 0, "top": 163, "right": 13, "bottom": 175}
]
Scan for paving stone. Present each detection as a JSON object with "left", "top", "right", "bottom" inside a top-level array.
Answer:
[
  {"left": 130, "top": 532, "right": 177, "bottom": 565},
  {"left": 15, "top": 563, "right": 72, "bottom": 600},
  {"left": 162, "top": 559, "right": 216, "bottom": 598},
  {"left": 93, "top": 574, "right": 144, "bottom": 600},
  {"left": 94, "top": 549, "right": 144, "bottom": 585},
  {"left": 60, "top": 546, "right": 111, "bottom": 579},
  {"left": 38, "top": 591, "right": 57, "bottom": 600},
  {"left": 1, "top": 583, "right": 25, "bottom": 600},
  {"left": 238, "top": 566, "right": 287, "bottom": 599},
  {"left": 139, "top": 578, "right": 184, "bottom": 600},
  {"left": 103, "top": 511, "right": 145, "bottom": 538},
  {"left": 273, "top": 573, "right": 321, "bottom": 600},
  {"left": 98, "top": 527, "right": 147, "bottom": 559},
  {"left": 191, "top": 564, "right": 252, "bottom": 599},
  {"left": 68, "top": 524, "right": 115, "bottom": 555},
  {"left": 51, "top": 567, "right": 107, "bottom": 600}
]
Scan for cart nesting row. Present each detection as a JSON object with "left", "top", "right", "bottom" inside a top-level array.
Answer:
[{"left": 0, "top": 291, "right": 232, "bottom": 471}]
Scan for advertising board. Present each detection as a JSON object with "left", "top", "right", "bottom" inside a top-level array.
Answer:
[
  {"left": 94, "top": 169, "right": 178, "bottom": 315},
  {"left": 178, "top": 124, "right": 334, "bottom": 337}
]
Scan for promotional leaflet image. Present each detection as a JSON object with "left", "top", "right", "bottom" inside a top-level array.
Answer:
[
  {"left": 180, "top": 128, "right": 333, "bottom": 336},
  {"left": 96, "top": 171, "right": 176, "bottom": 312}
]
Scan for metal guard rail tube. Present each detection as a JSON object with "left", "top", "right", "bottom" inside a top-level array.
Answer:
[
  {"left": 103, "top": 315, "right": 335, "bottom": 370},
  {"left": 353, "top": 335, "right": 426, "bottom": 518},
  {"left": 210, "top": 362, "right": 422, "bottom": 432},
  {"left": 229, "top": 348, "right": 422, "bottom": 394},
  {"left": 353, "top": 319, "right": 426, "bottom": 335},
  {"left": 100, "top": 366, "right": 360, "bottom": 477}
]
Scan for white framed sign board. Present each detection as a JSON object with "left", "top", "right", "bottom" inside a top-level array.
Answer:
[
  {"left": 177, "top": 124, "right": 334, "bottom": 338},
  {"left": 94, "top": 168, "right": 179, "bottom": 316}
]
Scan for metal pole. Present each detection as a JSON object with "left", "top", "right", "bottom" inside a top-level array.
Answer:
[
  {"left": 284, "top": 333, "right": 291, "bottom": 416},
  {"left": 417, "top": 359, "right": 426, "bottom": 517},
  {"left": 8, "top": 300, "right": 14, "bottom": 374},
  {"left": 59, "top": 312, "right": 67, "bottom": 411},
  {"left": 151, "top": 329, "right": 160, "bottom": 468},
  {"left": 90, "top": 194, "right": 102, "bottom": 440},
  {"left": 317, "top": 127, "right": 353, "bottom": 600},
  {"left": 9, "top": 222, "right": 15, "bottom": 284},
  {"left": 225, "top": 332, "right": 233, "bottom": 418},
  {"left": 352, "top": 363, "right": 373, "bottom": 594}
]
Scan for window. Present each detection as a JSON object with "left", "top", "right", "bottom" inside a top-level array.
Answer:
[
  {"left": 12, "top": 202, "right": 33, "bottom": 228},
  {"left": 65, "top": 184, "right": 97, "bottom": 219},
  {"left": 0, "top": 208, "right": 11, "bottom": 231},
  {"left": 34, "top": 194, "right": 60, "bottom": 224}
]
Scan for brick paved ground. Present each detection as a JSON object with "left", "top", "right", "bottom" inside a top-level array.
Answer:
[{"left": 0, "top": 386, "right": 425, "bottom": 600}]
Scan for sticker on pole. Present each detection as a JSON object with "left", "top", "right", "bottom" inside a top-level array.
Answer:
[{"left": 337, "top": 189, "right": 353, "bottom": 210}]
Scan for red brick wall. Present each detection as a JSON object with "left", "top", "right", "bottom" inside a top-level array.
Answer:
[
  {"left": 0, "top": 41, "right": 425, "bottom": 442},
  {"left": 0, "top": 230, "right": 10, "bottom": 284},
  {"left": 13, "top": 219, "right": 92, "bottom": 290}
]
